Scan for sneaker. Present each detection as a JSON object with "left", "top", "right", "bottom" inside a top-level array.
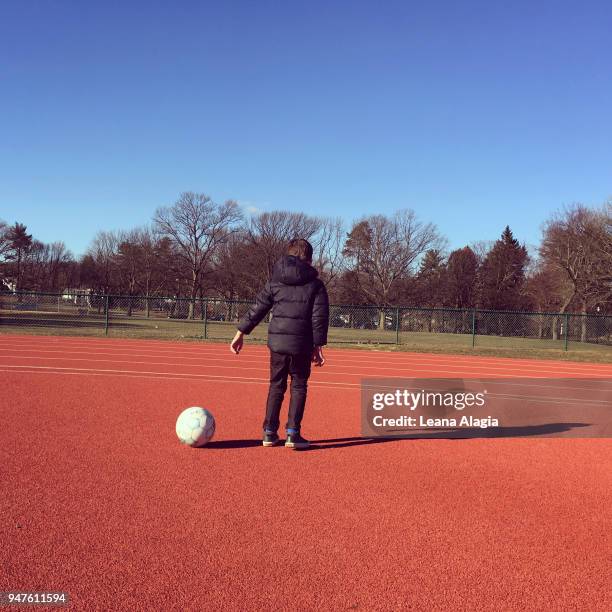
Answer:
[
  {"left": 285, "top": 432, "right": 310, "bottom": 449},
  {"left": 262, "top": 432, "right": 281, "bottom": 447}
]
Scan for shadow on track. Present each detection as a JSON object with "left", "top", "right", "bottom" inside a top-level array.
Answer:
[
  {"left": 304, "top": 422, "right": 591, "bottom": 450},
  {"left": 201, "top": 422, "right": 591, "bottom": 451},
  {"left": 203, "top": 439, "right": 262, "bottom": 449}
]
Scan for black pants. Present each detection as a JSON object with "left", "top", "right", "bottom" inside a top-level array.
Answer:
[{"left": 263, "top": 350, "right": 312, "bottom": 433}]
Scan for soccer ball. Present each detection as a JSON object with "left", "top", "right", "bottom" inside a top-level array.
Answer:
[{"left": 176, "top": 407, "right": 216, "bottom": 447}]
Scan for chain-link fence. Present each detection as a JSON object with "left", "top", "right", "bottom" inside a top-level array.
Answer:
[{"left": 1, "top": 291, "right": 611, "bottom": 354}]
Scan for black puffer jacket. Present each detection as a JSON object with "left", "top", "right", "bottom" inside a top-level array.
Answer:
[{"left": 238, "top": 256, "right": 329, "bottom": 355}]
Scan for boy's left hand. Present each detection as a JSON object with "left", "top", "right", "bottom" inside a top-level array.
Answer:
[
  {"left": 312, "top": 346, "right": 325, "bottom": 367},
  {"left": 230, "top": 331, "right": 244, "bottom": 354}
]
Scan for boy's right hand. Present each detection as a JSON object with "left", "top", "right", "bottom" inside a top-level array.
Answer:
[
  {"left": 230, "top": 330, "right": 244, "bottom": 354},
  {"left": 312, "top": 346, "right": 325, "bottom": 367}
]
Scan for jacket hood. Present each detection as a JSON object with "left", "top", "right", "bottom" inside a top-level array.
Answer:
[{"left": 271, "top": 255, "right": 318, "bottom": 286}]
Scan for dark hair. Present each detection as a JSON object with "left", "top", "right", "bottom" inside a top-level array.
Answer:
[{"left": 287, "top": 238, "right": 313, "bottom": 263}]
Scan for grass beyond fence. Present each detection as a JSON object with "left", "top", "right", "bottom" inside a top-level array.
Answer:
[{"left": 1, "top": 291, "right": 611, "bottom": 362}]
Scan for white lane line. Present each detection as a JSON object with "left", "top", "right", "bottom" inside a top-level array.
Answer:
[
  {"left": 0, "top": 368, "right": 274, "bottom": 386},
  {"left": 3, "top": 341, "right": 611, "bottom": 374},
  {"left": 2, "top": 362, "right": 610, "bottom": 400},
  {"left": 4, "top": 334, "right": 610, "bottom": 363},
  {"left": 1, "top": 333, "right": 603, "bottom": 364},
  {"left": 4, "top": 333, "right": 612, "bottom": 368},
  {"left": 0, "top": 346, "right": 275, "bottom": 365},
  {"left": 2, "top": 337, "right": 611, "bottom": 378},
  {"left": 0, "top": 336, "right": 612, "bottom": 371},
  {"left": 2, "top": 354, "right": 612, "bottom": 393},
  {"left": 1, "top": 367, "right": 608, "bottom": 405},
  {"left": 0, "top": 353, "right": 609, "bottom": 382},
  {"left": 0, "top": 364, "right": 362, "bottom": 390},
  {"left": 1, "top": 344, "right": 610, "bottom": 378},
  {"left": 3, "top": 331, "right": 612, "bottom": 360}
]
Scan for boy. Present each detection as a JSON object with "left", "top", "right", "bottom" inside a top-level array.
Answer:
[{"left": 230, "top": 238, "right": 329, "bottom": 449}]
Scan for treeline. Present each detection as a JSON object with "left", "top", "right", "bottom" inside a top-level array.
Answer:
[{"left": 1, "top": 193, "right": 610, "bottom": 315}]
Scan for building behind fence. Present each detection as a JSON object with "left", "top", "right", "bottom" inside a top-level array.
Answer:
[{"left": 1, "top": 291, "right": 611, "bottom": 352}]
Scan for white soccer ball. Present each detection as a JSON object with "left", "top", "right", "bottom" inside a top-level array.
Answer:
[{"left": 175, "top": 407, "right": 216, "bottom": 447}]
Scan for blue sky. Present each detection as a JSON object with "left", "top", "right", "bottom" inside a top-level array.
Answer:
[{"left": 1, "top": 0, "right": 611, "bottom": 257}]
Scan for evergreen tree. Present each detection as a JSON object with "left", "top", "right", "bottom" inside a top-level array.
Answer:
[
  {"left": 479, "top": 226, "right": 528, "bottom": 310},
  {"left": 446, "top": 246, "right": 478, "bottom": 308},
  {"left": 341, "top": 220, "right": 372, "bottom": 272},
  {"left": 415, "top": 249, "right": 446, "bottom": 307}
]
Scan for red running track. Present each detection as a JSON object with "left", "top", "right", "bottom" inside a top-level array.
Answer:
[{"left": 1, "top": 334, "right": 611, "bottom": 611}]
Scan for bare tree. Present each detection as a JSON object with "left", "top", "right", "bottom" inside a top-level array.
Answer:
[
  {"left": 46, "top": 242, "right": 73, "bottom": 291},
  {"left": 524, "top": 260, "right": 572, "bottom": 340},
  {"left": 211, "top": 231, "right": 251, "bottom": 299},
  {"left": 154, "top": 192, "right": 243, "bottom": 318},
  {"left": 583, "top": 203, "right": 612, "bottom": 301},
  {"left": 247, "top": 211, "right": 322, "bottom": 283},
  {"left": 87, "top": 230, "right": 121, "bottom": 293},
  {"left": 22, "top": 241, "right": 74, "bottom": 291},
  {"left": 4, "top": 223, "right": 33, "bottom": 290},
  {"left": 0, "top": 220, "right": 11, "bottom": 289},
  {"left": 129, "top": 227, "right": 175, "bottom": 313},
  {"left": 312, "top": 217, "right": 345, "bottom": 289},
  {"left": 343, "top": 210, "right": 444, "bottom": 320},
  {"left": 114, "top": 229, "right": 142, "bottom": 314},
  {"left": 21, "top": 239, "right": 46, "bottom": 290},
  {"left": 469, "top": 240, "right": 494, "bottom": 266},
  {"left": 541, "top": 204, "right": 610, "bottom": 341},
  {"left": 0, "top": 219, "right": 9, "bottom": 259}
]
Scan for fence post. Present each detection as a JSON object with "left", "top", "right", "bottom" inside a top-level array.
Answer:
[
  {"left": 203, "top": 298, "right": 208, "bottom": 339},
  {"left": 104, "top": 295, "right": 109, "bottom": 336},
  {"left": 395, "top": 307, "right": 400, "bottom": 345},
  {"left": 471, "top": 308, "right": 476, "bottom": 348},
  {"left": 564, "top": 313, "right": 569, "bottom": 351}
]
